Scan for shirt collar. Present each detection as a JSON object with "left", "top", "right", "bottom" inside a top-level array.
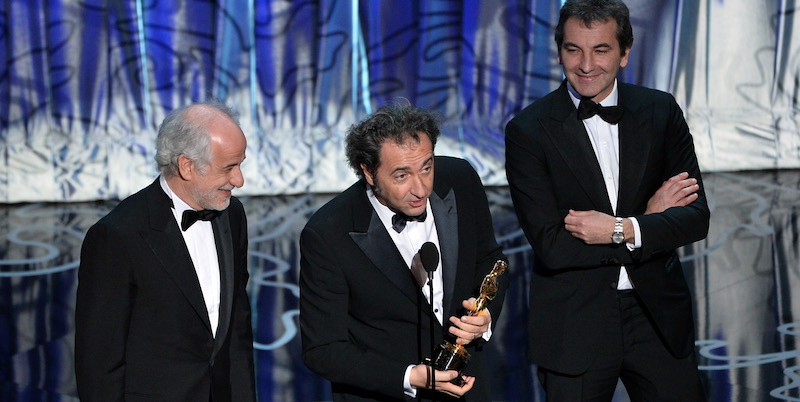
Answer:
[
  {"left": 365, "top": 182, "right": 431, "bottom": 232},
  {"left": 159, "top": 175, "right": 195, "bottom": 216}
]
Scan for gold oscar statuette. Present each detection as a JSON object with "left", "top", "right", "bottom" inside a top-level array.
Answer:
[{"left": 428, "top": 259, "right": 508, "bottom": 385}]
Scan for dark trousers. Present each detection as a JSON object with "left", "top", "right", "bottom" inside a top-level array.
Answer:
[{"left": 537, "top": 291, "right": 706, "bottom": 402}]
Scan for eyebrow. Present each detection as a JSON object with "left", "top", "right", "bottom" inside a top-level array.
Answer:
[
  {"left": 563, "top": 41, "right": 613, "bottom": 50},
  {"left": 390, "top": 165, "right": 411, "bottom": 175},
  {"left": 389, "top": 156, "right": 433, "bottom": 175},
  {"left": 223, "top": 156, "right": 246, "bottom": 169}
]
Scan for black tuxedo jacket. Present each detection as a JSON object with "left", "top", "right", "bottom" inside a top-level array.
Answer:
[
  {"left": 505, "top": 81, "right": 710, "bottom": 375},
  {"left": 75, "top": 179, "right": 256, "bottom": 401},
  {"left": 300, "top": 157, "right": 507, "bottom": 401}
]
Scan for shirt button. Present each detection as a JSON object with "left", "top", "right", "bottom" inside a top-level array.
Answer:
[{"left": 434, "top": 309, "right": 439, "bottom": 313}]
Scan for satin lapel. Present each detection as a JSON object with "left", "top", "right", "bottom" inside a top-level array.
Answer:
[
  {"left": 430, "top": 187, "right": 457, "bottom": 319},
  {"left": 349, "top": 198, "right": 420, "bottom": 305},
  {"left": 211, "top": 209, "right": 234, "bottom": 357},
  {"left": 140, "top": 181, "right": 212, "bottom": 333},
  {"left": 617, "top": 85, "right": 652, "bottom": 216},
  {"left": 542, "top": 84, "right": 615, "bottom": 213}
]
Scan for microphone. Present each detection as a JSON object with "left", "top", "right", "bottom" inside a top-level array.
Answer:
[
  {"left": 419, "top": 242, "right": 439, "bottom": 281},
  {"left": 418, "top": 241, "right": 439, "bottom": 394}
]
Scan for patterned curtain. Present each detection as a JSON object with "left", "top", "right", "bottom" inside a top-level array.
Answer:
[{"left": 1, "top": 0, "right": 798, "bottom": 203}]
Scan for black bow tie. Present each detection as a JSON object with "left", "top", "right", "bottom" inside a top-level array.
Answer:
[
  {"left": 392, "top": 210, "right": 427, "bottom": 233},
  {"left": 181, "top": 209, "right": 221, "bottom": 231},
  {"left": 577, "top": 98, "right": 624, "bottom": 124}
]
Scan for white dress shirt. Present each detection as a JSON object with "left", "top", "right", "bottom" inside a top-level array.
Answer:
[
  {"left": 366, "top": 186, "right": 444, "bottom": 322},
  {"left": 160, "top": 176, "right": 221, "bottom": 336},
  {"left": 366, "top": 186, "right": 442, "bottom": 396},
  {"left": 567, "top": 80, "right": 642, "bottom": 290},
  {"left": 365, "top": 185, "right": 493, "bottom": 395}
]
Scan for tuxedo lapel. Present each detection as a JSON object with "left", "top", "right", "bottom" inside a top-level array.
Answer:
[
  {"left": 617, "top": 84, "right": 652, "bottom": 216},
  {"left": 348, "top": 188, "right": 420, "bottom": 305},
  {"left": 211, "top": 209, "right": 234, "bottom": 356},
  {"left": 543, "top": 84, "right": 614, "bottom": 213},
  {"left": 140, "top": 181, "right": 213, "bottom": 333},
  {"left": 430, "top": 186, "right": 458, "bottom": 319}
]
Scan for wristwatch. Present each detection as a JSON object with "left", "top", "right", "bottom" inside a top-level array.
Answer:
[{"left": 611, "top": 217, "right": 625, "bottom": 244}]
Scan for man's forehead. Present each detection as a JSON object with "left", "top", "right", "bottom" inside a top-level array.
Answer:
[
  {"left": 575, "top": 16, "right": 615, "bottom": 29},
  {"left": 563, "top": 17, "right": 620, "bottom": 45},
  {"left": 378, "top": 135, "right": 432, "bottom": 166},
  {"left": 384, "top": 133, "right": 421, "bottom": 147}
]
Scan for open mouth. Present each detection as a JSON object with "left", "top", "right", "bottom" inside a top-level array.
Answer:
[{"left": 409, "top": 199, "right": 426, "bottom": 209}]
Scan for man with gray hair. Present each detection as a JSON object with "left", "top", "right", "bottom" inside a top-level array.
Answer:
[{"left": 75, "top": 101, "right": 256, "bottom": 401}]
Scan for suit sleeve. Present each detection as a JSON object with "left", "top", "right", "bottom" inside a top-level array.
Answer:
[
  {"left": 228, "top": 202, "right": 257, "bottom": 402},
  {"left": 74, "top": 222, "right": 132, "bottom": 402},
  {"left": 299, "top": 226, "right": 410, "bottom": 399},
  {"left": 505, "top": 94, "right": 710, "bottom": 270},
  {"left": 505, "top": 117, "right": 636, "bottom": 270},
  {"left": 633, "top": 94, "right": 710, "bottom": 259}
]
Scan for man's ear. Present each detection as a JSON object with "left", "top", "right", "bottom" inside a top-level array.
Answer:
[
  {"left": 620, "top": 46, "right": 631, "bottom": 68},
  {"left": 177, "top": 154, "right": 194, "bottom": 180},
  {"left": 361, "top": 163, "right": 374, "bottom": 186}
]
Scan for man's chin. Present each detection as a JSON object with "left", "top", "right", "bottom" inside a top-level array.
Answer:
[
  {"left": 206, "top": 198, "right": 231, "bottom": 211},
  {"left": 403, "top": 205, "right": 427, "bottom": 217},
  {"left": 217, "top": 199, "right": 231, "bottom": 211},
  {"left": 572, "top": 86, "right": 600, "bottom": 100},
  {"left": 567, "top": 80, "right": 598, "bottom": 97}
]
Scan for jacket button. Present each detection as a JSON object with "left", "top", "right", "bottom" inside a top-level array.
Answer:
[{"left": 610, "top": 282, "right": 618, "bottom": 289}]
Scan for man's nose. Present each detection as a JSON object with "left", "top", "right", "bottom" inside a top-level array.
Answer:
[
  {"left": 579, "top": 54, "right": 594, "bottom": 72},
  {"left": 230, "top": 166, "right": 244, "bottom": 188},
  {"left": 410, "top": 175, "right": 428, "bottom": 197}
]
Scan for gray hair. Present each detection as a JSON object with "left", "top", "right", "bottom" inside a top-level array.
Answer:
[{"left": 155, "top": 100, "right": 240, "bottom": 178}]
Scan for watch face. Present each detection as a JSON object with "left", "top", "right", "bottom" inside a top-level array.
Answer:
[{"left": 612, "top": 232, "right": 625, "bottom": 244}]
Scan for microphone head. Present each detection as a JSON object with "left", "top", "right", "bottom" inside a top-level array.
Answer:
[{"left": 419, "top": 242, "right": 439, "bottom": 273}]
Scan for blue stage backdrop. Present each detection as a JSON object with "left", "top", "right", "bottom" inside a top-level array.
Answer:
[{"left": 1, "top": 0, "right": 799, "bottom": 202}]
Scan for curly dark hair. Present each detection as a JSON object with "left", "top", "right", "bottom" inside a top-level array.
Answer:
[
  {"left": 555, "top": 0, "right": 633, "bottom": 56},
  {"left": 345, "top": 102, "right": 441, "bottom": 180}
]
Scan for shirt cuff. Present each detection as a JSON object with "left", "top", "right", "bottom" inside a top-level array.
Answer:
[
  {"left": 404, "top": 365, "right": 417, "bottom": 397},
  {"left": 482, "top": 310, "right": 493, "bottom": 341},
  {"left": 626, "top": 216, "right": 642, "bottom": 250}
]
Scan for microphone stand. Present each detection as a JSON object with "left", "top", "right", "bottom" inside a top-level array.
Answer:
[
  {"left": 427, "top": 271, "right": 436, "bottom": 398},
  {"left": 418, "top": 241, "right": 439, "bottom": 398}
]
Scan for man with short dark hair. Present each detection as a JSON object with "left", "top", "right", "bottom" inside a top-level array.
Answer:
[
  {"left": 75, "top": 101, "right": 256, "bottom": 401},
  {"left": 300, "top": 103, "right": 507, "bottom": 401},
  {"left": 506, "top": 0, "right": 709, "bottom": 400}
]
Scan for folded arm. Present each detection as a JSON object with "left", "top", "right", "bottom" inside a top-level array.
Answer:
[
  {"left": 505, "top": 119, "right": 636, "bottom": 270},
  {"left": 564, "top": 172, "right": 701, "bottom": 244}
]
